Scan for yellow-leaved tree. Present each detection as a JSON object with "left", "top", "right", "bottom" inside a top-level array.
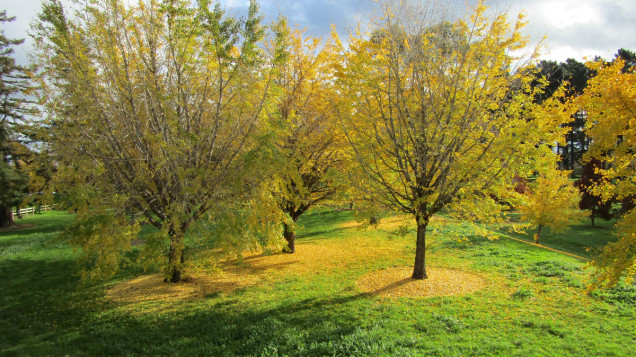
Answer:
[
  {"left": 333, "top": 0, "right": 569, "bottom": 279},
  {"left": 267, "top": 19, "right": 347, "bottom": 253},
  {"left": 518, "top": 168, "right": 584, "bottom": 244},
  {"left": 33, "top": 0, "right": 285, "bottom": 283},
  {"left": 571, "top": 58, "right": 636, "bottom": 290}
]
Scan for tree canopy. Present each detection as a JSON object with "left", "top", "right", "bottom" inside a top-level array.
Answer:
[
  {"left": 570, "top": 58, "right": 636, "bottom": 290},
  {"left": 34, "top": 0, "right": 284, "bottom": 282},
  {"left": 518, "top": 168, "right": 584, "bottom": 244},
  {"left": 333, "top": 0, "right": 568, "bottom": 279},
  {"left": 268, "top": 20, "right": 346, "bottom": 253}
]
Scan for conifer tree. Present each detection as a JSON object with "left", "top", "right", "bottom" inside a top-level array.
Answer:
[{"left": 0, "top": 11, "right": 30, "bottom": 227}]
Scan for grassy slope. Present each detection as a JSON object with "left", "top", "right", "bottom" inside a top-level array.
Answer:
[{"left": 1, "top": 210, "right": 634, "bottom": 356}]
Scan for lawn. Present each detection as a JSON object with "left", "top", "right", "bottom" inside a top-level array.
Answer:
[{"left": 1, "top": 210, "right": 635, "bottom": 356}]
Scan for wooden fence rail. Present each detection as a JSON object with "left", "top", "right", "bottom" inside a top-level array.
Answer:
[{"left": 11, "top": 205, "right": 56, "bottom": 217}]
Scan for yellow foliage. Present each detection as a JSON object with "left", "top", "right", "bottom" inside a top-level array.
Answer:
[
  {"left": 332, "top": 0, "right": 568, "bottom": 277},
  {"left": 574, "top": 60, "right": 636, "bottom": 203},
  {"left": 34, "top": 0, "right": 277, "bottom": 282},
  {"left": 570, "top": 59, "right": 636, "bottom": 290},
  {"left": 517, "top": 169, "right": 584, "bottom": 242},
  {"left": 266, "top": 19, "right": 348, "bottom": 226}
]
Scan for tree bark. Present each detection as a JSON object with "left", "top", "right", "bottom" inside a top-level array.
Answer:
[
  {"left": 535, "top": 224, "right": 543, "bottom": 244},
  {"left": 0, "top": 206, "right": 14, "bottom": 228},
  {"left": 166, "top": 230, "right": 185, "bottom": 283},
  {"left": 283, "top": 222, "right": 296, "bottom": 254},
  {"left": 412, "top": 219, "right": 428, "bottom": 279}
]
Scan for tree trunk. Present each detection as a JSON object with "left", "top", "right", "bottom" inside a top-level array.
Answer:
[
  {"left": 570, "top": 134, "right": 575, "bottom": 170},
  {"left": 165, "top": 230, "right": 185, "bottom": 283},
  {"left": 590, "top": 211, "right": 596, "bottom": 227},
  {"left": 283, "top": 222, "right": 295, "bottom": 254},
  {"left": 535, "top": 225, "right": 543, "bottom": 244},
  {"left": 0, "top": 206, "right": 14, "bottom": 228},
  {"left": 412, "top": 219, "right": 428, "bottom": 279}
]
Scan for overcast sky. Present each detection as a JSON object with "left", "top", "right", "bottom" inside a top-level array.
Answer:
[{"left": 2, "top": 0, "right": 635, "bottom": 66}]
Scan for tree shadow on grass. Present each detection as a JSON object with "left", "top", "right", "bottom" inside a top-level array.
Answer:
[
  {"left": 81, "top": 292, "right": 377, "bottom": 356},
  {"left": 0, "top": 258, "right": 102, "bottom": 355},
  {"left": 297, "top": 210, "right": 354, "bottom": 232},
  {"left": 1, "top": 213, "right": 74, "bottom": 237},
  {"left": 0, "top": 224, "right": 61, "bottom": 237},
  {"left": 3, "top": 254, "right": 379, "bottom": 356},
  {"left": 296, "top": 226, "right": 352, "bottom": 241},
  {"left": 365, "top": 278, "right": 411, "bottom": 296},
  {"left": 433, "top": 234, "right": 493, "bottom": 252},
  {"left": 492, "top": 224, "right": 617, "bottom": 260},
  {"left": 0, "top": 223, "right": 38, "bottom": 233}
]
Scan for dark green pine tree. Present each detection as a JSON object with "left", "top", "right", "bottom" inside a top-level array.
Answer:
[
  {"left": 533, "top": 58, "right": 592, "bottom": 171},
  {"left": 616, "top": 48, "right": 636, "bottom": 72},
  {"left": 0, "top": 11, "right": 30, "bottom": 227}
]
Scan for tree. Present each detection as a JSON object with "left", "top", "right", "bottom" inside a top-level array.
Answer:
[
  {"left": 518, "top": 169, "right": 584, "bottom": 244},
  {"left": 616, "top": 48, "right": 636, "bottom": 72},
  {"left": 268, "top": 19, "right": 345, "bottom": 253},
  {"left": 0, "top": 11, "right": 31, "bottom": 227},
  {"left": 533, "top": 58, "right": 592, "bottom": 170},
  {"left": 576, "top": 158, "right": 613, "bottom": 226},
  {"left": 34, "top": 0, "right": 281, "bottom": 282},
  {"left": 333, "top": 0, "right": 567, "bottom": 279},
  {"left": 0, "top": 160, "right": 26, "bottom": 226},
  {"left": 571, "top": 58, "right": 636, "bottom": 290},
  {"left": 534, "top": 58, "right": 591, "bottom": 103}
]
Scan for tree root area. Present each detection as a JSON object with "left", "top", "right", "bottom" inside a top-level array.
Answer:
[{"left": 357, "top": 266, "right": 486, "bottom": 298}]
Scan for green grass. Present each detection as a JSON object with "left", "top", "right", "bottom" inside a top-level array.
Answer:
[
  {"left": 1, "top": 210, "right": 635, "bottom": 356},
  {"left": 495, "top": 213, "right": 617, "bottom": 259}
]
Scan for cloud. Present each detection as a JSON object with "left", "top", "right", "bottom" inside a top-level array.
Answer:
[
  {"left": 500, "top": 0, "right": 636, "bottom": 62},
  {"left": 2, "top": 0, "right": 41, "bottom": 66}
]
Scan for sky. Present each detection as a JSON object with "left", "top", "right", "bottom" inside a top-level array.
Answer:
[{"left": 2, "top": 0, "right": 635, "bottom": 66}]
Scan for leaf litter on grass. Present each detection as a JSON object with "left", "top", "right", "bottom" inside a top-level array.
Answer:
[
  {"left": 107, "top": 216, "right": 487, "bottom": 303},
  {"left": 107, "top": 233, "right": 405, "bottom": 303},
  {"left": 339, "top": 214, "right": 447, "bottom": 231},
  {"left": 356, "top": 266, "right": 486, "bottom": 298}
]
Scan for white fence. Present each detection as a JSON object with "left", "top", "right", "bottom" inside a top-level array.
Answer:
[{"left": 12, "top": 205, "right": 55, "bottom": 217}]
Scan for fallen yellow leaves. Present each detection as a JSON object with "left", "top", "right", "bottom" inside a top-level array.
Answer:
[
  {"left": 356, "top": 266, "right": 486, "bottom": 298},
  {"left": 339, "top": 215, "right": 414, "bottom": 230},
  {"left": 106, "top": 217, "right": 483, "bottom": 303},
  {"left": 107, "top": 233, "right": 405, "bottom": 303},
  {"left": 339, "top": 214, "right": 446, "bottom": 231},
  {"left": 105, "top": 273, "right": 258, "bottom": 303}
]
